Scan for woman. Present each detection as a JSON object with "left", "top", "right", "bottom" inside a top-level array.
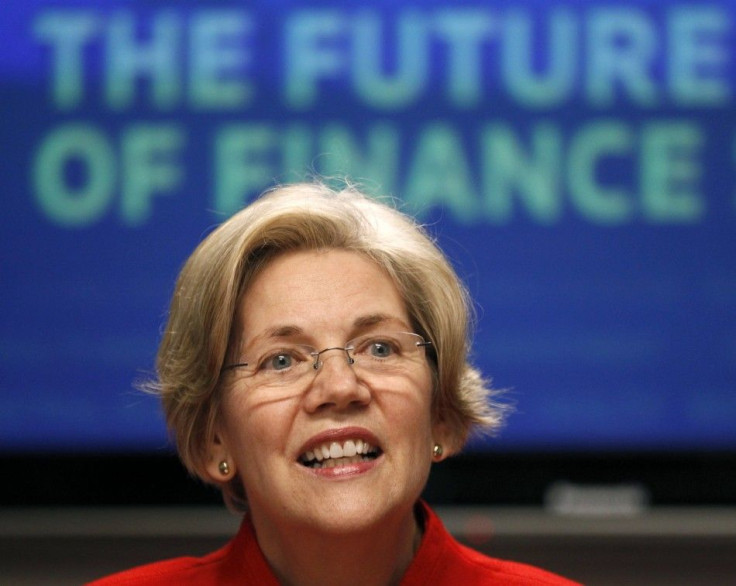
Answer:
[{"left": 89, "top": 183, "right": 580, "bottom": 585}]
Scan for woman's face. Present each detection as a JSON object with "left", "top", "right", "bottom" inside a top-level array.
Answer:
[{"left": 209, "top": 249, "right": 444, "bottom": 536}]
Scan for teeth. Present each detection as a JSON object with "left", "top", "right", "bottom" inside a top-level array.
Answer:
[
  {"left": 311, "top": 455, "right": 366, "bottom": 469},
  {"left": 343, "top": 440, "right": 357, "bottom": 457},
  {"left": 301, "top": 439, "right": 378, "bottom": 467}
]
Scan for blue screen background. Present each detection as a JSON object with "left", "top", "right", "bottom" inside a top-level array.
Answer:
[{"left": 1, "top": 0, "right": 735, "bottom": 452}]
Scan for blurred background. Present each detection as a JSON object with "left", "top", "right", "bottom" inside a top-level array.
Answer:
[{"left": 1, "top": 0, "right": 735, "bottom": 583}]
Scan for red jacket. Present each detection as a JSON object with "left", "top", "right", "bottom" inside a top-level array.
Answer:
[{"left": 87, "top": 502, "right": 581, "bottom": 585}]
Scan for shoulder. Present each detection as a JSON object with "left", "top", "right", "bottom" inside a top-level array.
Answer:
[
  {"left": 405, "top": 502, "right": 581, "bottom": 586},
  {"left": 85, "top": 528, "right": 240, "bottom": 586},
  {"left": 86, "top": 516, "right": 277, "bottom": 586},
  {"left": 448, "top": 540, "right": 581, "bottom": 585}
]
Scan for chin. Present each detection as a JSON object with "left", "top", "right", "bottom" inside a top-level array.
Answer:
[
  {"left": 301, "top": 499, "right": 404, "bottom": 535},
  {"left": 297, "top": 482, "right": 422, "bottom": 536}
]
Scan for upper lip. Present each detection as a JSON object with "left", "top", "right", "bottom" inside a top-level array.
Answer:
[{"left": 297, "top": 426, "right": 381, "bottom": 460}]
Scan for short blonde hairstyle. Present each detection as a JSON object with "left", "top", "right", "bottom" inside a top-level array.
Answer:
[{"left": 152, "top": 182, "right": 504, "bottom": 483}]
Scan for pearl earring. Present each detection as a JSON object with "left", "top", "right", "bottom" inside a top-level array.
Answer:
[
  {"left": 218, "top": 460, "right": 230, "bottom": 476},
  {"left": 433, "top": 444, "right": 443, "bottom": 458}
]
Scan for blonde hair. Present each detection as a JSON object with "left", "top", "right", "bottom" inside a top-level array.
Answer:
[{"left": 152, "top": 182, "right": 504, "bottom": 485}]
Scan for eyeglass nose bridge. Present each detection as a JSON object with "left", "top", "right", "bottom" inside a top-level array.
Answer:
[{"left": 311, "top": 346, "right": 356, "bottom": 370}]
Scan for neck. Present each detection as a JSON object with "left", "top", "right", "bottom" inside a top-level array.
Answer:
[{"left": 251, "top": 504, "right": 422, "bottom": 586}]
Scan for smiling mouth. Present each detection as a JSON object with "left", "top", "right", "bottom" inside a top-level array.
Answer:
[{"left": 299, "top": 439, "right": 381, "bottom": 469}]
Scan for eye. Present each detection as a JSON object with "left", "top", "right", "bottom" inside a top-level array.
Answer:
[
  {"left": 369, "top": 341, "right": 394, "bottom": 358},
  {"left": 267, "top": 353, "right": 293, "bottom": 371},
  {"left": 257, "top": 346, "right": 312, "bottom": 373},
  {"left": 352, "top": 335, "right": 403, "bottom": 360}
]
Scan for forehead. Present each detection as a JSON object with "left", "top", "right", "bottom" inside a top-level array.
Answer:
[{"left": 237, "top": 249, "right": 411, "bottom": 341}]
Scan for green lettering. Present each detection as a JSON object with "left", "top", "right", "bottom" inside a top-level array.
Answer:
[
  {"left": 482, "top": 123, "right": 562, "bottom": 224},
  {"left": 33, "top": 124, "right": 115, "bottom": 226},
  {"left": 568, "top": 121, "right": 634, "bottom": 224},
  {"left": 214, "top": 124, "right": 277, "bottom": 215},
  {"left": 403, "top": 123, "right": 477, "bottom": 222},
  {"left": 641, "top": 122, "right": 704, "bottom": 223},
  {"left": 121, "top": 124, "right": 185, "bottom": 225}
]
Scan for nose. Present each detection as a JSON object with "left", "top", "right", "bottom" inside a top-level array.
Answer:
[
  {"left": 303, "top": 350, "right": 371, "bottom": 413},
  {"left": 311, "top": 346, "right": 354, "bottom": 370}
]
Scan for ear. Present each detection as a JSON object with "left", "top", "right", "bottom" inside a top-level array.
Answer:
[
  {"left": 431, "top": 420, "right": 456, "bottom": 462},
  {"left": 204, "top": 429, "right": 237, "bottom": 483}
]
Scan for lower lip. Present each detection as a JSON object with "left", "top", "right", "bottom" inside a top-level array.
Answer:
[{"left": 302, "top": 455, "right": 381, "bottom": 478}]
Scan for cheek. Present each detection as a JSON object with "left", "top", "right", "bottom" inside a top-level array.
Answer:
[
  {"left": 381, "top": 372, "right": 435, "bottom": 435},
  {"left": 220, "top": 390, "right": 294, "bottom": 457},
  {"left": 412, "top": 365, "right": 435, "bottom": 415},
  {"left": 415, "top": 370, "right": 437, "bottom": 441}
]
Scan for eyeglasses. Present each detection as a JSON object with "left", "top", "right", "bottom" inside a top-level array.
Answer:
[{"left": 222, "top": 331, "right": 431, "bottom": 387}]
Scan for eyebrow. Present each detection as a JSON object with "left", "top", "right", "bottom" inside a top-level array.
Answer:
[
  {"left": 261, "top": 325, "right": 305, "bottom": 340},
  {"left": 353, "top": 313, "right": 398, "bottom": 329},
  {"left": 250, "top": 314, "right": 406, "bottom": 345}
]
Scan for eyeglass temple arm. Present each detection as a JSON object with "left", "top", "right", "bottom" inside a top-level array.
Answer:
[{"left": 222, "top": 361, "right": 249, "bottom": 372}]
